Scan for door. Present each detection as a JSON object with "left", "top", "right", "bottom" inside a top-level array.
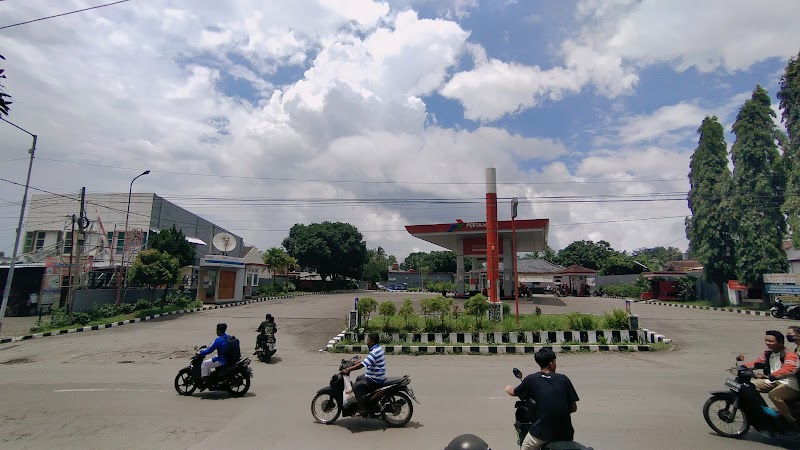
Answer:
[{"left": 218, "top": 271, "right": 236, "bottom": 300}]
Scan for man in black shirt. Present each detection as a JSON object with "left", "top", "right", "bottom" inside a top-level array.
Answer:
[{"left": 505, "top": 348, "right": 580, "bottom": 450}]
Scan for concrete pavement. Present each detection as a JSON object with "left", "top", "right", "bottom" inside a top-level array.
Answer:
[{"left": 0, "top": 292, "right": 796, "bottom": 449}]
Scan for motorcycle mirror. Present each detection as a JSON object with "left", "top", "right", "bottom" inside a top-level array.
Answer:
[
  {"left": 736, "top": 355, "right": 744, "bottom": 361},
  {"left": 513, "top": 368, "right": 523, "bottom": 379}
]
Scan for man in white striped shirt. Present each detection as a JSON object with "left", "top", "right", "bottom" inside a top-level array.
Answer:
[{"left": 341, "top": 332, "right": 386, "bottom": 416}]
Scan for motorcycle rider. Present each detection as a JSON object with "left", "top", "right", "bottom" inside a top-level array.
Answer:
[
  {"left": 743, "top": 330, "right": 800, "bottom": 425},
  {"left": 505, "top": 348, "right": 579, "bottom": 450},
  {"left": 197, "top": 323, "right": 230, "bottom": 387},
  {"left": 340, "top": 332, "right": 386, "bottom": 416},
  {"left": 256, "top": 313, "right": 277, "bottom": 353}
]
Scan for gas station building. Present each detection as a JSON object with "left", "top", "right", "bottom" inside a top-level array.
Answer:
[{"left": 405, "top": 218, "right": 549, "bottom": 298}]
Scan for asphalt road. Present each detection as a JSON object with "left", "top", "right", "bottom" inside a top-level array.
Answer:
[{"left": 0, "top": 292, "right": 797, "bottom": 449}]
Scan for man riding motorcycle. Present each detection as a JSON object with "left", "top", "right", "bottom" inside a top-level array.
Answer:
[
  {"left": 340, "top": 332, "right": 386, "bottom": 416},
  {"left": 743, "top": 330, "right": 800, "bottom": 425},
  {"left": 197, "top": 323, "right": 230, "bottom": 387}
]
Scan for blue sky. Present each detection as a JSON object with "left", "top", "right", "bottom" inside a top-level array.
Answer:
[{"left": 1, "top": 0, "right": 799, "bottom": 261}]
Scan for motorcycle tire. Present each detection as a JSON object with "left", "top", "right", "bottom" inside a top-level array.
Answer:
[
  {"left": 225, "top": 368, "right": 251, "bottom": 397},
  {"left": 311, "top": 392, "right": 341, "bottom": 424},
  {"left": 772, "top": 310, "right": 784, "bottom": 318},
  {"left": 703, "top": 395, "right": 750, "bottom": 438},
  {"left": 381, "top": 392, "right": 414, "bottom": 427},
  {"left": 174, "top": 369, "right": 197, "bottom": 396}
]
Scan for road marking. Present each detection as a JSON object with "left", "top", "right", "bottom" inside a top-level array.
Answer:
[{"left": 54, "top": 388, "right": 167, "bottom": 393}]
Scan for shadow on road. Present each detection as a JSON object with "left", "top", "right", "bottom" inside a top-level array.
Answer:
[
  {"left": 193, "top": 391, "right": 257, "bottom": 400},
  {"left": 706, "top": 430, "right": 800, "bottom": 449},
  {"left": 333, "top": 418, "right": 424, "bottom": 433}
]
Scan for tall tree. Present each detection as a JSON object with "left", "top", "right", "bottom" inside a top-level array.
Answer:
[
  {"left": 780, "top": 51, "right": 800, "bottom": 247},
  {"left": 282, "top": 221, "right": 367, "bottom": 281},
  {"left": 262, "top": 247, "right": 294, "bottom": 286},
  {"left": 555, "top": 240, "right": 613, "bottom": 270},
  {"left": 148, "top": 225, "right": 196, "bottom": 267},
  {"left": 128, "top": 249, "right": 182, "bottom": 302},
  {"left": 0, "top": 54, "right": 11, "bottom": 116},
  {"left": 686, "top": 116, "right": 737, "bottom": 301},
  {"left": 731, "top": 87, "right": 788, "bottom": 291}
]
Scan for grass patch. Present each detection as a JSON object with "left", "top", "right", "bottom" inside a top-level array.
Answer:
[{"left": 29, "top": 301, "right": 203, "bottom": 334}]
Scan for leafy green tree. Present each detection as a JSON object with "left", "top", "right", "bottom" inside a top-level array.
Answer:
[
  {"left": 0, "top": 54, "right": 10, "bottom": 116},
  {"left": 262, "top": 247, "right": 290, "bottom": 287},
  {"left": 400, "top": 250, "right": 471, "bottom": 272},
  {"left": 630, "top": 246, "right": 684, "bottom": 271},
  {"left": 128, "top": 249, "right": 182, "bottom": 303},
  {"left": 362, "top": 246, "right": 394, "bottom": 282},
  {"left": 398, "top": 298, "right": 415, "bottom": 329},
  {"left": 686, "top": 116, "right": 737, "bottom": 302},
  {"left": 379, "top": 301, "right": 396, "bottom": 329},
  {"left": 780, "top": 51, "right": 800, "bottom": 247},
  {"left": 148, "top": 225, "right": 196, "bottom": 267},
  {"left": 357, "top": 297, "right": 378, "bottom": 323},
  {"left": 555, "top": 240, "right": 613, "bottom": 270},
  {"left": 282, "top": 221, "right": 367, "bottom": 281},
  {"left": 600, "top": 252, "right": 644, "bottom": 275},
  {"left": 731, "top": 86, "right": 789, "bottom": 291}
]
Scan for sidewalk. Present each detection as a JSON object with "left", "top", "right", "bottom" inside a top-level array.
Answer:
[{"left": 0, "top": 316, "right": 43, "bottom": 338}]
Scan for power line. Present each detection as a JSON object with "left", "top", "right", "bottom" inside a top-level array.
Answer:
[{"left": 0, "top": 0, "right": 134, "bottom": 30}]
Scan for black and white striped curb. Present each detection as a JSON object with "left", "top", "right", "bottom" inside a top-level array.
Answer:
[
  {"left": 324, "top": 328, "right": 670, "bottom": 353},
  {"left": 333, "top": 344, "right": 654, "bottom": 354},
  {"left": 0, "top": 291, "right": 344, "bottom": 345},
  {"left": 644, "top": 301, "right": 771, "bottom": 317}
]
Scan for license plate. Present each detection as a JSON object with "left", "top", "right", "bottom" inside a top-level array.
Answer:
[{"left": 725, "top": 379, "right": 741, "bottom": 392}]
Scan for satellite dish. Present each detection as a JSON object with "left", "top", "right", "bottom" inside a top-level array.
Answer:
[{"left": 212, "top": 232, "right": 237, "bottom": 255}]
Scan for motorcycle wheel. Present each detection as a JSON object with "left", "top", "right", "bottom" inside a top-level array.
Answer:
[
  {"left": 311, "top": 392, "right": 341, "bottom": 424},
  {"left": 703, "top": 395, "right": 749, "bottom": 438},
  {"left": 381, "top": 392, "right": 414, "bottom": 427},
  {"left": 226, "top": 369, "right": 251, "bottom": 397},
  {"left": 771, "top": 309, "right": 783, "bottom": 318},
  {"left": 174, "top": 369, "right": 196, "bottom": 396}
]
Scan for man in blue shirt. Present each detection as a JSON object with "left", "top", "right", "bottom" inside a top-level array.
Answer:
[
  {"left": 341, "top": 332, "right": 386, "bottom": 416},
  {"left": 197, "top": 323, "right": 229, "bottom": 386}
]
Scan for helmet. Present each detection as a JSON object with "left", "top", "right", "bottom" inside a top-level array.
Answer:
[{"left": 444, "top": 434, "right": 491, "bottom": 450}]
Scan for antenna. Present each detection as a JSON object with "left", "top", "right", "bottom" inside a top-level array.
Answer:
[{"left": 212, "top": 232, "right": 237, "bottom": 255}]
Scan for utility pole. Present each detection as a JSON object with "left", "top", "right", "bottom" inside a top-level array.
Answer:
[
  {"left": 65, "top": 214, "right": 76, "bottom": 311},
  {"left": 0, "top": 118, "right": 37, "bottom": 333},
  {"left": 68, "top": 188, "right": 87, "bottom": 314}
]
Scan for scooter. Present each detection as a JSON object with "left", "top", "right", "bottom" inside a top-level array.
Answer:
[
  {"left": 311, "top": 356, "right": 419, "bottom": 427},
  {"left": 512, "top": 368, "right": 594, "bottom": 449},
  {"left": 174, "top": 345, "right": 253, "bottom": 397},
  {"left": 771, "top": 299, "right": 800, "bottom": 319},
  {"left": 703, "top": 355, "right": 800, "bottom": 439}
]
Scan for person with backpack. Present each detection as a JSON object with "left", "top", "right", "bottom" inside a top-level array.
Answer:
[
  {"left": 743, "top": 330, "right": 800, "bottom": 424},
  {"left": 197, "top": 323, "right": 234, "bottom": 386}
]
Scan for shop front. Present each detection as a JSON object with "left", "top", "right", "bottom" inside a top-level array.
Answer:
[{"left": 197, "top": 255, "right": 245, "bottom": 303}]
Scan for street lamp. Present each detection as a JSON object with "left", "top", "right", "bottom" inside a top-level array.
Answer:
[
  {"left": 0, "top": 117, "right": 37, "bottom": 333},
  {"left": 115, "top": 170, "right": 149, "bottom": 305}
]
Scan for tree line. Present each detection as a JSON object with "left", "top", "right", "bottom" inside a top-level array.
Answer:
[{"left": 686, "top": 51, "right": 800, "bottom": 299}]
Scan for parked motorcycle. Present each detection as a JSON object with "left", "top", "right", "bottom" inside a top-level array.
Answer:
[
  {"left": 770, "top": 299, "right": 800, "bottom": 319},
  {"left": 255, "top": 330, "right": 277, "bottom": 363},
  {"left": 703, "top": 355, "right": 800, "bottom": 439},
  {"left": 511, "top": 368, "right": 594, "bottom": 450},
  {"left": 174, "top": 345, "right": 253, "bottom": 397},
  {"left": 310, "top": 356, "right": 419, "bottom": 427}
]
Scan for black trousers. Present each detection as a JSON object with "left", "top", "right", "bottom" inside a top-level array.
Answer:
[{"left": 352, "top": 375, "right": 381, "bottom": 412}]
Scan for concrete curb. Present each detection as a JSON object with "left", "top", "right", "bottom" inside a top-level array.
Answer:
[
  {"left": 0, "top": 291, "right": 344, "bottom": 345},
  {"left": 324, "top": 327, "right": 671, "bottom": 354},
  {"left": 644, "top": 300, "right": 771, "bottom": 317},
  {"left": 332, "top": 344, "right": 654, "bottom": 354}
]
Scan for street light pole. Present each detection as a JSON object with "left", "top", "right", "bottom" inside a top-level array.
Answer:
[
  {"left": 0, "top": 117, "right": 37, "bottom": 332},
  {"left": 115, "top": 170, "right": 149, "bottom": 305}
]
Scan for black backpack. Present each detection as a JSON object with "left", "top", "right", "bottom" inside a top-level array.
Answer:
[{"left": 224, "top": 335, "right": 241, "bottom": 362}]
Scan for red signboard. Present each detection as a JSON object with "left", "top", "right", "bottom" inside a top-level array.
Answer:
[
  {"left": 463, "top": 237, "right": 504, "bottom": 256},
  {"left": 728, "top": 280, "right": 749, "bottom": 291}
]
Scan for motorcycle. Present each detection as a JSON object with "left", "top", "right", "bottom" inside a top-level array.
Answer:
[
  {"left": 254, "top": 329, "right": 277, "bottom": 363},
  {"left": 703, "top": 354, "right": 800, "bottom": 439},
  {"left": 310, "top": 355, "right": 419, "bottom": 427},
  {"left": 174, "top": 345, "right": 253, "bottom": 397},
  {"left": 770, "top": 299, "right": 800, "bottom": 319},
  {"left": 511, "top": 368, "right": 594, "bottom": 450}
]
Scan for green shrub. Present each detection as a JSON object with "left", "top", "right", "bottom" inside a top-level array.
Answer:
[
  {"left": 398, "top": 298, "right": 415, "bottom": 330},
  {"left": 464, "top": 294, "right": 489, "bottom": 327},
  {"left": 357, "top": 297, "right": 378, "bottom": 322},
  {"left": 134, "top": 299, "right": 153, "bottom": 311},
  {"left": 379, "top": 301, "right": 396, "bottom": 329},
  {"left": 603, "top": 277, "right": 649, "bottom": 298},
  {"left": 603, "top": 308, "right": 630, "bottom": 329},
  {"left": 502, "top": 302, "right": 511, "bottom": 317},
  {"left": 70, "top": 312, "right": 91, "bottom": 326},
  {"left": 118, "top": 303, "right": 135, "bottom": 314},
  {"left": 286, "top": 282, "right": 296, "bottom": 292},
  {"left": 566, "top": 312, "right": 598, "bottom": 330}
]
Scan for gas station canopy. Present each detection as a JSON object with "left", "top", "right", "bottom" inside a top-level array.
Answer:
[{"left": 405, "top": 219, "right": 549, "bottom": 255}]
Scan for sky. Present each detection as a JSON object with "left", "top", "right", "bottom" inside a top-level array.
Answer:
[{"left": 1, "top": 0, "right": 799, "bottom": 263}]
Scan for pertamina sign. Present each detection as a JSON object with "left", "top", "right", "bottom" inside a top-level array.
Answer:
[{"left": 764, "top": 273, "right": 800, "bottom": 284}]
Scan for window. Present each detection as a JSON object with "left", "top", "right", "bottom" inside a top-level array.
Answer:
[
  {"left": 23, "top": 231, "right": 33, "bottom": 252},
  {"left": 107, "top": 232, "right": 114, "bottom": 248},
  {"left": 64, "top": 231, "right": 73, "bottom": 255},
  {"left": 34, "top": 231, "right": 46, "bottom": 251},
  {"left": 116, "top": 231, "right": 125, "bottom": 253},
  {"left": 253, "top": 274, "right": 259, "bottom": 286}
]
